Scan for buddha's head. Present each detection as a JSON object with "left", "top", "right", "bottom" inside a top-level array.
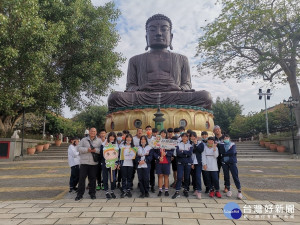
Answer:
[{"left": 145, "top": 14, "right": 173, "bottom": 50}]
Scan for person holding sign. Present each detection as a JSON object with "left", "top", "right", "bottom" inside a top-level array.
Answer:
[
  {"left": 136, "top": 135, "right": 153, "bottom": 198},
  {"left": 119, "top": 134, "right": 137, "bottom": 198},
  {"left": 153, "top": 130, "right": 174, "bottom": 197},
  {"left": 100, "top": 132, "right": 119, "bottom": 199},
  {"left": 172, "top": 133, "right": 193, "bottom": 199}
]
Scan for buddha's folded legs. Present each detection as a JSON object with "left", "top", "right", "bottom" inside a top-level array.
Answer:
[{"left": 108, "top": 91, "right": 212, "bottom": 112}]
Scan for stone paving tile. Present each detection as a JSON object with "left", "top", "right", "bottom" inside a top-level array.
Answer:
[
  {"left": 192, "top": 207, "right": 223, "bottom": 213},
  {"left": 119, "top": 202, "right": 147, "bottom": 207},
  {"left": 234, "top": 221, "right": 271, "bottom": 225},
  {"left": 148, "top": 202, "right": 176, "bottom": 207},
  {"left": 162, "top": 207, "right": 192, "bottom": 212},
  {"left": 80, "top": 211, "right": 114, "bottom": 218},
  {"left": 214, "top": 199, "right": 245, "bottom": 204},
  {"left": 0, "top": 203, "right": 9, "bottom": 208},
  {"left": 101, "top": 206, "right": 131, "bottom": 212},
  {"left": 134, "top": 198, "right": 161, "bottom": 202},
  {"left": 0, "top": 208, "right": 12, "bottom": 213},
  {"left": 27, "top": 200, "right": 54, "bottom": 204},
  {"left": 15, "top": 212, "right": 50, "bottom": 219},
  {"left": 146, "top": 211, "right": 179, "bottom": 218},
  {"left": 127, "top": 217, "right": 162, "bottom": 224},
  {"left": 55, "top": 218, "right": 92, "bottom": 224},
  {"left": 113, "top": 211, "right": 145, "bottom": 218},
  {"left": 79, "top": 199, "right": 107, "bottom": 203},
  {"left": 211, "top": 214, "right": 248, "bottom": 220},
  {"left": 163, "top": 218, "right": 198, "bottom": 225},
  {"left": 243, "top": 200, "right": 273, "bottom": 205},
  {"left": 33, "top": 203, "right": 64, "bottom": 208},
  {"left": 131, "top": 206, "right": 161, "bottom": 212},
  {"left": 69, "top": 207, "right": 101, "bottom": 212},
  {"left": 47, "top": 212, "right": 81, "bottom": 218},
  {"left": 176, "top": 203, "right": 206, "bottom": 208},
  {"left": 40, "top": 207, "right": 71, "bottom": 213},
  {"left": 0, "top": 213, "right": 18, "bottom": 219},
  {"left": 8, "top": 208, "right": 43, "bottom": 214},
  {"left": 3, "top": 200, "right": 29, "bottom": 204},
  {"left": 188, "top": 199, "right": 217, "bottom": 203},
  {"left": 19, "top": 218, "right": 59, "bottom": 225},
  {"left": 204, "top": 203, "right": 224, "bottom": 209},
  {"left": 270, "top": 222, "right": 298, "bottom": 225},
  {"left": 281, "top": 215, "right": 299, "bottom": 222},
  {"left": 4, "top": 204, "right": 36, "bottom": 208},
  {"left": 0, "top": 219, "right": 25, "bottom": 225},
  {"left": 109, "top": 198, "right": 135, "bottom": 203},
  {"left": 197, "top": 219, "right": 235, "bottom": 225},
  {"left": 90, "top": 202, "right": 119, "bottom": 207},
  {"left": 60, "top": 203, "right": 91, "bottom": 208},
  {"left": 162, "top": 198, "right": 189, "bottom": 203},
  {"left": 90, "top": 217, "right": 127, "bottom": 224},
  {"left": 179, "top": 212, "right": 213, "bottom": 219},
  {"left": 53, "top": 199, "right": 76, "bottom": 204}
]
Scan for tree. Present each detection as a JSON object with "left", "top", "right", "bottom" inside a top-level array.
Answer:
[
  {"left": 0, "top": 0, "right": 124, "bottom": 135},
  {"left": 73, "top": 105, "right": 108, "bottom": 130},
  {"left": 197, "top": 0, "right": 300, "bottom": 135},
  {"left": 212, "top": 97, "right": 243, "bottom": 134}
]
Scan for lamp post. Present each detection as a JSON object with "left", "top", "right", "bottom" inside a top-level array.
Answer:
[
  {"left": 258, "top": 89, "right": 272, "bottom": 136},
  {"left": 283, "top": 96, "right": 299, "bottom": 156}
]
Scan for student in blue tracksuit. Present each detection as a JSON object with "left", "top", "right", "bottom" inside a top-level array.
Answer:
[
  {"left": 136, "top": 135, "right": 153, "bottom": 198},
  {"left": 190, "top": 132, "right": 204, "bottom": 199},
  {"left": 220, "top": 134, "right": 243, "bottom": 199},
  {"left": 172, "top": 133, "right": 193, "bottom": 199}
]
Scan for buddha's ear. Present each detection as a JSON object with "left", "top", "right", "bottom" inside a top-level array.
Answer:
[
  {"left": 145, "top": 35, "right": 149, "bottom": 51},
  {"left": 169, "top": 33, "right": 174, "bottom": 50}
]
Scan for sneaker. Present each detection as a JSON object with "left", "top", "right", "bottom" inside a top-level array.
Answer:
[
  {"left": 111, "top": 192, "right": 116, "bottom": 199},
  {"left": 158, "top": 191, "right": 162, "bottom": 197},
  {"left": 139, "top": 193, "right": 145, "bottom": 198},
  {"left": 237, "top": 192, "right": 243, "bottom": 199},
  {"left": 209, "top": 191, "right": 215, "bottom": 198},
  {"left": 226, "top": 191, "right": 232, "bottom": 197},
  {"left": 151, "top": 186, "right": 155, "bottom": 193},
  {"left": 106, "top": 193, "right": 111, "bottom": 199},
  {"left": 75, "top": 195, "right": 83, "bottom": 201},
  {"left": 196, "top": 192, "right": 202, "bottom": 199},
  {"left": 96, "top": 185, "right": 101, "bottom": 191},
  {"left": 69, "top": 188, "right": 73, "bottom": 193},
  {"left": 215, "top": 191, "right": 222, "bottom": 198},
  {"left": 183, "top": 190, "right": 189, "bottom": 198},
  {"left": 90, "top": 194, "right": 96, "bottom": 200},
  {"left": 165, "top": 191, "right": 169, "bottom": 196},
  {"left": 127, "top": 190, "right": 132, "bottom": 198},
  {"left": 101, "top": 184, "right": 104, "bottom": 190},
  {"left": 120, "top": 191, "right": 126, "bottom": 198},
  {"left": 193, "top": 190, "right": 198, "bottom": 196},
  {"left": 145, "top": 192, "right": 149, "bottom": 197},
  {"left": 223, "top": 187, "right": 229, "bottom": 193},
  {"left": 172, "top": 191, "right": 180, "bottom": 199}
]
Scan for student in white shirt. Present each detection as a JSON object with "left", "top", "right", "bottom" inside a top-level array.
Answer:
[{"left": 68, "top": 137, "right": 80, "bottom": 193}]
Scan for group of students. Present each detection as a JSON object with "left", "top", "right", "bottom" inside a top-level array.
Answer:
[{"left": 67, "top": 125, "right": 243, "bottom": 201}]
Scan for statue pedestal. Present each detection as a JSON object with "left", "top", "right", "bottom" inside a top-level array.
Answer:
[{"left": 105, "top": 105, "right": 214, "bottom": 136}]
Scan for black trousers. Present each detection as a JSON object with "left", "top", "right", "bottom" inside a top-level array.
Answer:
[
  {"left": 138, "top": 167, "right": 150, "bottom": 194},
  {"left": 77, "top": 164, "right": 97, "bottom": 197},
  {"left": 102, "top": 164, "right": 116, "bottom": 192},
  {"left": 121, "top": 166, "right": 133, "bottom": 191},
  {"left": 96, "top": 161, "right": 102, "bottom": 186},
  {"left": 150, "top": 159, "right": 156, "bottom": 187},
  {"left": 69, "top": 165, "right": 80, "bottom": 189}
]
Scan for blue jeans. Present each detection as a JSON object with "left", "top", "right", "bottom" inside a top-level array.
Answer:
[
  {"left": 222, "top": 162, "right": 241, "bottom": 190},
  {"left": 176, "top": 162, "right": 191, "bottom": 191},
  {"left": 205, "top": 171, "right": 220, "bottom": 191}
]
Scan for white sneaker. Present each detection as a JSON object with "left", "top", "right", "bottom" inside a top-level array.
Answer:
[
  {"left": 237, "top": 192, "right": 243, "bottom": 199},
  {"left": 193, "top": 190, "right": 198, "bottom": 196},
  {"left": 196, "top": 192, "right": 202, "bottom": 199},
  {"left": 226, "top": 191, "right": 232, "bottom": 197}
]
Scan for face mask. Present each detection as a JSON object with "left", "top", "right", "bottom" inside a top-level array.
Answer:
[
  {"left": 175, "top": 133, "right": 179, "bottom": 137},
  {"left": 207, "top": 144, "right": 213, "bottom": 148},
  {"left": 202, "top": 137, "right": 208, "bottom": 140},
  {"left": 224, "top": 140, "right": 230, "bottom": 144},
  {"left": 117, "top": 137, "right": 122, "bottom": 142}
]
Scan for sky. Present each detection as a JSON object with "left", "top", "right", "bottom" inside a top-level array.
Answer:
[{"left": 63, "top": 0, "right": 292, "bottom": 118}]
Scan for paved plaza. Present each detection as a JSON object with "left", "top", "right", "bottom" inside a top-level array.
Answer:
[{"left": 0, "top": 150, "right": 299, "bottom": 224}]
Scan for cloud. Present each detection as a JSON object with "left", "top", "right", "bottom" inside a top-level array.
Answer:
[{"left": 63, "top": 0, "right": 292, "bottom": 118}]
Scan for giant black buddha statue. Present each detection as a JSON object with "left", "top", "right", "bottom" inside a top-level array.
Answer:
[{"left": 108, "top": 14, "right": 212, "bottom": 112}]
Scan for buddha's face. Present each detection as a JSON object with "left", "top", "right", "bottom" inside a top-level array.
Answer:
[{"left": 146, "top": 19, "right": 173, "bottom": 49}]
